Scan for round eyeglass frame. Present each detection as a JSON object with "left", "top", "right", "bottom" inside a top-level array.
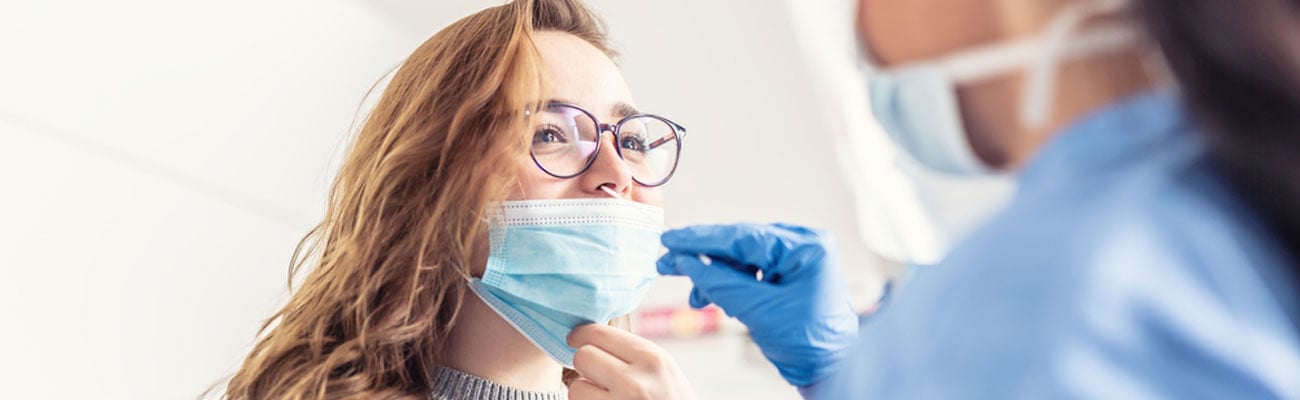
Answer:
[{"left": 527, "top": 102, "right": 687, "bottom": 187}]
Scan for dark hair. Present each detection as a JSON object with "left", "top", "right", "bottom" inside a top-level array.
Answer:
[{"left": 1136, "top": 0, "right": 1300, "bottom": 284}]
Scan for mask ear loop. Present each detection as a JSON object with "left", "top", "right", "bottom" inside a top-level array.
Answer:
[
  {"left": 1140, "top": 44, "right": 1178, "bottom": 93},
  {"left": 461, "top": 204, "right": 507, "bottom": 283},
  {"left": 1020, "top": 0, "right": 1135, "bottom": 129}
]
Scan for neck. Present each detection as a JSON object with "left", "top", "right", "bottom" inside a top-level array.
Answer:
[
  {"left": 444, "top": 286, "right": 566, "bottom": 392},
  {"left": 956, "top": 48, "right": 1156, "bottom": 170}
]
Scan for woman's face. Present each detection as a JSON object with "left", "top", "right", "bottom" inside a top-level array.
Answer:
[{"left": 509, "top": 31, "right": 664, "bottom": 207}]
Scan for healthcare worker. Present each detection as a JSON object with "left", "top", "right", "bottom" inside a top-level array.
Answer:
[{"left": 569, "top": 0, "right": 1300, "bottom": 397}]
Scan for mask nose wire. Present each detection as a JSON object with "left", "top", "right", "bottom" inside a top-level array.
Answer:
[{"left": 1021, "top": 0, "right": 1135, "bottom": 128}]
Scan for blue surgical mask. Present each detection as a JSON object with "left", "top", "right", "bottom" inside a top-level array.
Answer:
[
  {"left": 866, "top": 0, "right": 1140, "bottom": 175},
  {"left": 869, "top": 66, "right": 986, "bottom": 175},
  {"left": 466, "top": 198, "right": 663, "bottom": 367}
]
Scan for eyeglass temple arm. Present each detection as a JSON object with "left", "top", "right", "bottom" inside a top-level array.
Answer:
[{"left": 645, "top": 122, "right": 687, "bottom": 151}]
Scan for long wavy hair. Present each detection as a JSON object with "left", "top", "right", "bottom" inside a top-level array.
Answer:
[{"left": 220, "top": 0, "right": 613, "bottom": 398}]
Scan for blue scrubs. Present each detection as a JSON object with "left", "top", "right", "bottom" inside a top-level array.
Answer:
[{"left": 822, "top": 92, "right": 1300, "bottom": 398}]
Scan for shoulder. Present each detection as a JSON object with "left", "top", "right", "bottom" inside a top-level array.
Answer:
[
  {"left": 954, "top": 143, "right": 1297, "bottom": 336},
  {"left": 847, "top": 149, "right": 1300, "bottom": 398},
  {"left": 930, "top": 153, "right": 1294, "bottom": 397}
]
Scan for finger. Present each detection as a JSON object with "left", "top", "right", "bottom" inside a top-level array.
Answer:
[
  {"left": 660, "top": 250, "right": 759, "bottom": 274},
  {"left": 660, "top": 224, "right": 755, "bottom": 256},
  {"left": 660, "top": 251, "right": 759, "bottom": 278},
  {"left": 669, "top": 253, "right": 770, "bottom": 318},
  {"left": 688, "top": 287, "right": 712, "bottom": 309},
  {"left": 661, "top": 223, "right": 810, "bottom": 272},
  {"left": 672, "top": 253, "right": 760, "bottom": 285},
  {"left": 770, "top": 223, "right": 837, "bottom": 282},
  {"left": 567, "top": 377, "right": 612, "bottom": 400},
  {"left": 658, "top": 253, "right": 731, "bottom": 308},
  {"left": 570, "top": 344, "right": 632, "bottom": 390},
  {"left": 656, "top": 253, "right": 681, "bottom": 276},
  {"left": 772, "top": 222, "right": 828, "bottom": 239},
  {"left": 567, "top": 323, "right": 661, "bottom": 367}
]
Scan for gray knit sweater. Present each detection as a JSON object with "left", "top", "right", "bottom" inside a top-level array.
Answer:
[{"left": 428, "top": 366, "right": 566, "bottom": 400}]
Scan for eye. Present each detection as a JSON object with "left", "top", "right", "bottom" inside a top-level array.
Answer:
[
  {"left": 619, "top": 135, "right": 650, "bottom": 153},
  {"left": 533, "top": 125, "right": 568, "bottom": 144}
]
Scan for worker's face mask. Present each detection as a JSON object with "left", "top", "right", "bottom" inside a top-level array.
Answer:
[
  {"left": 466, "top": 198, "right": 663, "bottom": 367},
  {"left": 864, "top": 0, "right": 1140, "bottom": 175}
]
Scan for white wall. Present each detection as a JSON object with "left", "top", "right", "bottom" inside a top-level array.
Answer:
[
  {"left": 1, "top": 2, "right": 423, "bottom": 398},
  {"left": 0, "top": 1, "right": 932, "bottom": 399}
]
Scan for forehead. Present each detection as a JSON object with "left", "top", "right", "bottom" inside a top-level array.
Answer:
[
  {"left": 858, "top": 0, "right": 1063, "bottom": 66},
  {"left": 532, "top": 31, "right": 635, "bottom": 117}
]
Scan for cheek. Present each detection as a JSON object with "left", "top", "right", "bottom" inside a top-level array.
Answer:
[
  {"left": 630, "top": 186, "right": 664, "bottom": 207},
  {"left": 509, "top": 158, "right": 580, "bottom": 200}
]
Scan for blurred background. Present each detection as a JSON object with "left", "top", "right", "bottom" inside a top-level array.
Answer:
[{"left": 0, "top": 1, "right": 1012, "bottom": 399}]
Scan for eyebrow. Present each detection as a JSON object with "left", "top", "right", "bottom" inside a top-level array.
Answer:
[
  {"left": 547, "top": 98, "right": 641, "bottom": 119},
  {"left": 612, "top": 102, "right": 640, "bottom": 119}
]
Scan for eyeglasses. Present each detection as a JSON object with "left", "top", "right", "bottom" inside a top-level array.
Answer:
[{"left": 528, "top": 102, "right": 686, "bottom": 187}]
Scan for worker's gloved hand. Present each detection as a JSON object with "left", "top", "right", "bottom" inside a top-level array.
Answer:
[{"left": 657, "top": 223, "right": 859, "bottom": 387}]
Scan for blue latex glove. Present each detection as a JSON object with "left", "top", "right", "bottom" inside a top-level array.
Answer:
[{"left": 656, "top": 223, "right": 860, "bottom": 387}]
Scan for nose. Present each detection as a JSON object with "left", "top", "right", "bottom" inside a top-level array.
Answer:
[{"left": 578, "top": 129, "right": 634, "bottom": 197}]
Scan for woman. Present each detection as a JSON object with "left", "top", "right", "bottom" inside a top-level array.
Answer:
[
  {"left": 646, "top": 0, "right": 1300, "bottom": 398},
  {"left": 220, "top": 0, "right": 695, "bottom": 398}
]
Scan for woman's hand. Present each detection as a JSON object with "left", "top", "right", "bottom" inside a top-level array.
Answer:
[{"left": 566, "top": 324, "right": 699, "bottom": 400}]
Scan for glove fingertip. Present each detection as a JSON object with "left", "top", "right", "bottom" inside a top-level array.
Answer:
[
  {"left": 656, "top": 254, "right": 680, "bottom": 276},
  {"left": 688, "top": 287, "right": 712, "bottom": 309},
  {"left": 660, "top": 227, "right": 693, "bottom": 247},
  {"left": 672, "top": 253, "right": 707, "bottom": 273}
]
